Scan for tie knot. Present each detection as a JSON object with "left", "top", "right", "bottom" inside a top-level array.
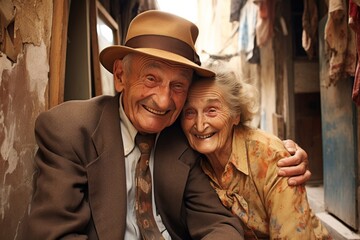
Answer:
[{"left": 135, "top": 133, "right": 156, "bottom": 154}]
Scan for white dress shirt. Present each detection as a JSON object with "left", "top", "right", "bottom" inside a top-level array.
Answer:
[{"left": 118, "top": 94, "right": 171, "bottom": 240}]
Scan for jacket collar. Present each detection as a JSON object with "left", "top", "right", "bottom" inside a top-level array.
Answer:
[
  {"left": 88, "top": 94, "right": 127, "bottom": 239},
  {"left": 153, "top": 120, "right": 198, "bottom": 238}
]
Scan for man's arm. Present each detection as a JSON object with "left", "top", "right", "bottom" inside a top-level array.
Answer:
[
  {"left": 26, "top": 110, "right": 91, "bottom": 240},
  {"left": 184, "top": 156, "right": 245, "bottom": 239},
  {"left": 277, "top": 140, "right": 312, "bottom": 186},
  {"left": 155, "top": 120, "right": 244, "bottom": 239}
]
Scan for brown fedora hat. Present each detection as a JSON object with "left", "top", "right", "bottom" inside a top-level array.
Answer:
[{"left": 99, "top": 10, "right": 215, "bottom": 77}]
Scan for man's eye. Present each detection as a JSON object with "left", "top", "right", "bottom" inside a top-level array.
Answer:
[
  {"left": 144, "top": 75, "right": 157, "bottom": 87},
  {"left": 146, "top": 75, "right": 155, "bottom": 82},
  {"left": 172, "top": 83, "right": 186, "bottom": 93}
]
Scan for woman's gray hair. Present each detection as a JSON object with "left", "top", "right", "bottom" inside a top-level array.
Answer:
[{"left": 203, "top": 62, "right": 260, "bottom": 127}]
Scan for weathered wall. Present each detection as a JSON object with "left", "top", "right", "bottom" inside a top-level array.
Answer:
[
  {"left": 0, "top": 0, "right": 52, "bottom": 239},
  {"left": 259, "top": 40, "right": 276, "bottom": 133}
]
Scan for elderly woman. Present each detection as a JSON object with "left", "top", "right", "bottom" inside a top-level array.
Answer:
[{"left": 180, "top": 64, "right": 331, "bottom": 239}]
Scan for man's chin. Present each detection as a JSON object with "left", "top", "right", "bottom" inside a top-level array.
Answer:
[{"left": 138, "top": 123, "right": 168, "bottom": 134}]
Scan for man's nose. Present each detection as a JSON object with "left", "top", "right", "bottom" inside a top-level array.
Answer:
[{"left": 155, "top": 85, "right": 172, "bottom": 109}]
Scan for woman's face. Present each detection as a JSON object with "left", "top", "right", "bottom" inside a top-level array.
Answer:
[{"left": 181, "top": 80, "right": 240, "bottom": 156}]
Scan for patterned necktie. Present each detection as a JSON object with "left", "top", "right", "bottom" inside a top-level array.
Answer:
[{"left": 135, "top": 133, "right": 165, "bottom": 240}]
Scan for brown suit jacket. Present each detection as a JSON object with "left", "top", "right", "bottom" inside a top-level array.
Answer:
[{"left": 26, "top": 94, "right": 243, "bottom": 240}]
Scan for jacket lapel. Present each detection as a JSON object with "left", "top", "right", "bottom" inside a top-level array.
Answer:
[
  {"left": 153, "top": 120, "right": 197, "bottom": 238},
  {"left": 87, "top": 95, "right": 127, "bottom": 239}
]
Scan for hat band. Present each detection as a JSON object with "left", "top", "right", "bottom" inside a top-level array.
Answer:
[{"left": 125, "top": 35, "right": 201, "bottom": 66}]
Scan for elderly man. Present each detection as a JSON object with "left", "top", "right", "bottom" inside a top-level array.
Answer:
[{"left": 26, "top": 10, "right": 310, "bottom": 240}]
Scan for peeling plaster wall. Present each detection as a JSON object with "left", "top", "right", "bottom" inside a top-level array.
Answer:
[{"left": 0, "top": 0, "right": 52, "bottom": 239}]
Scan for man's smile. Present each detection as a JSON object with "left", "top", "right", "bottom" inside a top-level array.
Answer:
[{"left": 143, "top": 105, "right": 169, "bottom": 115}]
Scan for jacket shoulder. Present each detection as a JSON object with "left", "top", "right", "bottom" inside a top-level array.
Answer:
[
  {"left": 36, "top": 95, "right": 116, "bottom": 131},
  {"left": 157, "top": 119, "right": 200, "bottom": 165}
]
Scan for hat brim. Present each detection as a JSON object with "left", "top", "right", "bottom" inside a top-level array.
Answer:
[{"left": 99, "top": 46, "right": 215, "bottom": 78}]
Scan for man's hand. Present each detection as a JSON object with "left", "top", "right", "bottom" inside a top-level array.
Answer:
[{"left": 277, "top": 140, "right": 312, "bottom": 186}]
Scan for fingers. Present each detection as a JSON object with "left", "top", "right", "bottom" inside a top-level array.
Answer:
[
  {"left": 277, "top": 154, "right": 302, "bottom": 168},
  {"left": 278, "top": 161, "right": 312, "bottom": 186},
  {"left": 287, "top": 170, "right": 312, "bottom": 186},
  {"left": 278, "top": 161, "right": 307, "bottom": 177},
  {"left": 282, "top": 139, "right": 297, "bottom": 154},
  {"left": 278, "top": 139, "right": 311, "bottom": 186},
  {"left": 278, "top": 143, "right": 308, "bottom": 168}
]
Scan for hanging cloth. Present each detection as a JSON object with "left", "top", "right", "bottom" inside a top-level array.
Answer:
[
  {"left": 255, "top": 0, "right": 275, "bottom": 47},
  {"left": 349, "top": 0, "right": 360, "bottom": 106},
  {"left": 302, "top": 0, "right": 318, "bottom": 59},
  {"left": 230, "top": 0, "right": 247, "bottom": 22},
  {"left": 238, "top": 0, "right": 258, "bottom": 61},
  {"left": 353, "top": 0, "right": 360, "bottom": 6},
  {"left": 324, "top": 0, "right": 356, "bottom": 85}
]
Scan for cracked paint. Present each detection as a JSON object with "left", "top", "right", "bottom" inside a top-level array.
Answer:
[
  {"left": 26, "top": 42, "right": 48, "bottom": 106},
  {"left": 1, "top": 116, "right": 18, "bottom": 177},
  {"left": 0, "top": 43, "right": 48, "bottom": 240}
]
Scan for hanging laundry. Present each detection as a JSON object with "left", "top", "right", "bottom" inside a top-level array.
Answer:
[
  {"left": 302, "top": 0, "right": 318, "bottom": 59},
  {"left": 324, "top": 0, "right": 356, "bottom": 85},
  {"left": 352, "top": 0, "right": 360, "bottom": 6},
  {"left": 349, "top": 0, "right": 360, "bottom": 106},
  {"left": 255, "top": 0, "right": 275, "bottom": 47},
  {"left": 238, "top": 0, "right": 258, "bottom": 61},
  {"left": 230, "top": 0, "right": 247, "bottom": 22}
]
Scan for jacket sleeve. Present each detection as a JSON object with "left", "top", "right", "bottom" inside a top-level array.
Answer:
[
  {"left": 26, "top": 108, "right": 91, "bottom": 240},
  {"left": 154, "top": 120, "right": 244, "bottom": 239},
  {"left": 184, "top": 156, "right": 245, "bottom": 239}
]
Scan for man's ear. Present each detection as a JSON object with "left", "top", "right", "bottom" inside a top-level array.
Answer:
[{"left": 113, "top": 59, "right": 124, "bottom": 92}]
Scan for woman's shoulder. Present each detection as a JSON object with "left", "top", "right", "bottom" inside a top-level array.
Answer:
[
  {"left": 235, "top": 127, "right": 290, "bottom": 187},
  {"left": 237, "top": 126, "right": 286, "bottom": 152},
  {"left": 234, "top": 126, "right": 290, "bottom": 176}
]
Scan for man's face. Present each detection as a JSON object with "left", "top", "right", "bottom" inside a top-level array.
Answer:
[{"left": 115, "top": 54, "right": 193, "bottom": 134}]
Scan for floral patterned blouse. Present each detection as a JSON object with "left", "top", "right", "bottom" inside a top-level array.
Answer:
[{"left": 201, "top": 126, "right": 331, "bottom": 239}]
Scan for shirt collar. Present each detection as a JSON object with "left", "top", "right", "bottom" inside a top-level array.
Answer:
[
  {"left": 119, "top": 93, "right": 138, "bottom": 156},
  {"left": 118, "top": 93, "right": 159, "bottom": 156},
  {"left": 201, "top": 126, "right": 249, "bottom": 181},
  {"left": 229, "top": 126, "right": 249, "bottom": 175}
]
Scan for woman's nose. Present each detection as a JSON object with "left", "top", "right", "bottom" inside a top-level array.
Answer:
[{"left": 195, "top": 115, "right": 206, "bottom": 132}]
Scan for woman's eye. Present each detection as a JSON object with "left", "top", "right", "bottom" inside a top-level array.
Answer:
[
  {"left": 207, "top": 108, "right": 217, "bottom": 116},
  {"left": 184, "top": 109, "right": 196, "bottom": 118}
]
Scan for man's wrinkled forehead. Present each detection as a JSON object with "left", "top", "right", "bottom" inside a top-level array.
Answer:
[{"left": 137, "top": 56, "right": 195, "bottom": 81}]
